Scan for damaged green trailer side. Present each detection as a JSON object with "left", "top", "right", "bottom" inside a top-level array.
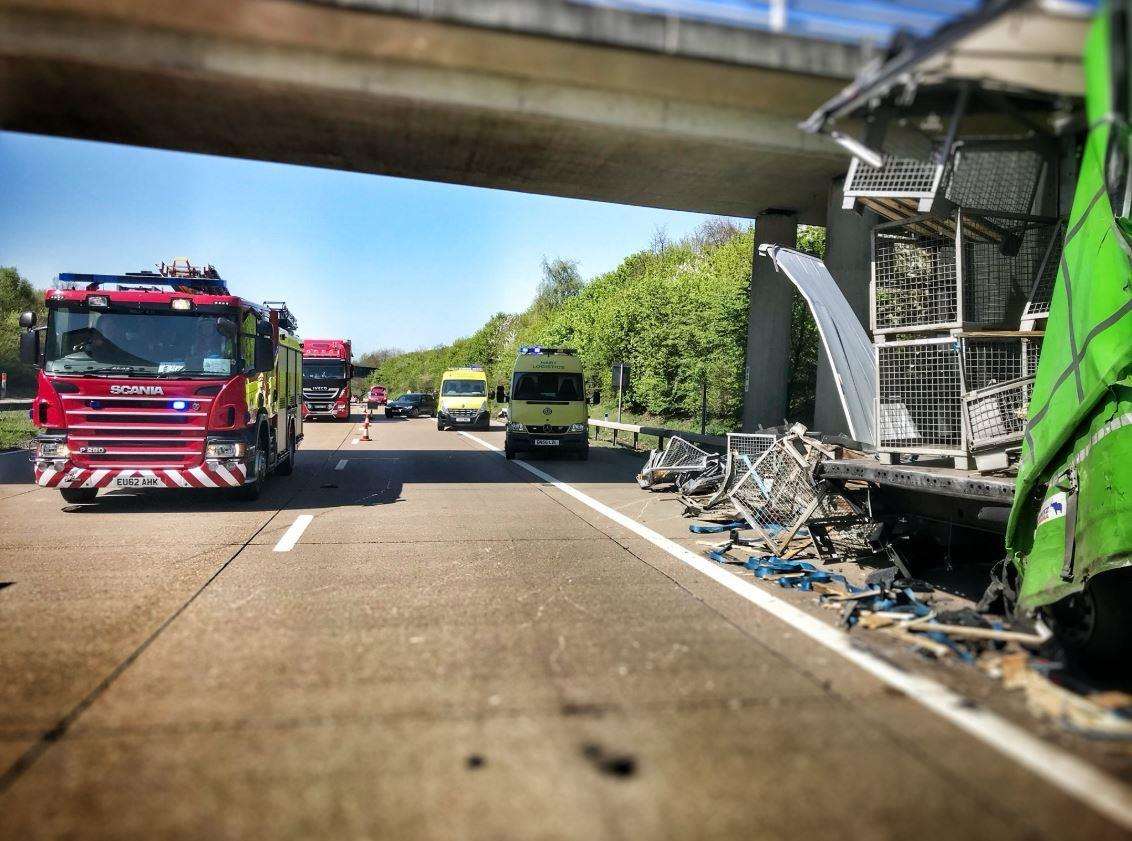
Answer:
[{"left": 1007, "top": 1, "right": 1132, "bottom": 664}]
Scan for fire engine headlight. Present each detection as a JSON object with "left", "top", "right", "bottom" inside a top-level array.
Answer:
[
  {"left": 37, "top": 440, "right": 69, "bottom": 458},
  {"left": 205, "top": 440, "right": 246, "bottom": 459},
  {"left": 506, "top": 422, "right": 526, "bottom": 432},
  {"left": 569, "top": 423, "right": 587, "bottom": 433},
  {"left": 87, "top": 295, "right": 109, "bottom": 308},
  {"left": 171, "top": 298, "right": 192, "bottom": 311}
]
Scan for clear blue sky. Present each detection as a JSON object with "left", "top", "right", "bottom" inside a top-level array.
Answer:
[{"left": 0, "top": 131, "right": 743, "bottom": 354}]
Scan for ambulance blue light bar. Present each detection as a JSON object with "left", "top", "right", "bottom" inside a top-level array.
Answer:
[{"left": 518, "top": 346, "right": 576, "bottom": 355}]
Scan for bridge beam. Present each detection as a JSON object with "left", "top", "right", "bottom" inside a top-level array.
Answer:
[{"left": 0, "top": 0, "right": 849, "bottom": 221}]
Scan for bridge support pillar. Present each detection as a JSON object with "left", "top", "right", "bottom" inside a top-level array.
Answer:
[
  {"left": 813, "top": 177, "right": 876, "bottom": 438},
  {"left": 742, "top": 210, "right": 797, "bottom": 431}
]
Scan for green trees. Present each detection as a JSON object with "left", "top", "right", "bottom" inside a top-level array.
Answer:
[
  {"left": 0, "top": 266, "right": 46, "bottom": 392},
  {"left": 367, "top": 221, "right": 826, "bottom": 431}
]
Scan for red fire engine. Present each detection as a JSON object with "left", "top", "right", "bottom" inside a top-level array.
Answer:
[{"left": 17, "top": 261, "right": 303, "bottom": 504}]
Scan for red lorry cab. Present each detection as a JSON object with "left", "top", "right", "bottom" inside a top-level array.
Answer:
[{"left": 301, "top": 338, "right": 352, "bottom": 421}]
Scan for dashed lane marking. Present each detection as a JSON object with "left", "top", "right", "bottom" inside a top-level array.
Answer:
[
  {"left": 273, "top": 514, "right": 313, "bottom": 553},
  {"left": 458, "top": 430, "right": 1132, "bottom": 831},
  {"left": 335, "top": 460, "right": 348, "bottom": 471}
]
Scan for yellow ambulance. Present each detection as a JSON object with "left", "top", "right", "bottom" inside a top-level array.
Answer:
[
  {"left": 501, "top": 346, "right": 590, "bottom": 460},
  {"left": 437, "top": 366, "right": 490, "bottom": 430}
]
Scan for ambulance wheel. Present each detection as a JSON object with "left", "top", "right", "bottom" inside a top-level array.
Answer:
[
  {"left": 275, "top": 423, "right": 296, "bottom": 476},
  {"left": 576, "top": 447, "right": 589, "bottom": 462},
  {"left": 60, "top": 487, "right": 97, "bottom": 504},
  {"left": 437, "top": 420, "right": 445, "bottom": 431}
]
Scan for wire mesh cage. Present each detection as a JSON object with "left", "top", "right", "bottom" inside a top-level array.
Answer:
[
  {"left": 728, "top": 435, "right": 826, "bottom": 553},
  {"left": 691, "top": 433, "right": 778, "bottom": 511},
  {"left": 876, "top": 334, "right": 1037, "bottom": 456},
  {"left": 943, "top": 140, "right": 1048, "bottom": 216},
  {"left": 637, "top": 436, "right": 715, "bottom": 488},
  {"left": 844, "top": 129, "right": 1050, "bottom": 221},
  {"left": 876, "top": 337, "right": 965, "bottom": 454},
  {"left": 1022, "top": 222, "right": 1064, "bottom": 325},
  {"left": 963, "top": 376, "right": 1034, "bottom": 451},
  {"left": 871, "top": 214, "right": 1059, "bottom": 335}
]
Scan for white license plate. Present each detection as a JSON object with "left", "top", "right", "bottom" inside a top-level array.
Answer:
[
  {"left": 533, "top": 438, "right": 560, "bottom": 446},
  {"left": 114, "top": 475, "right": 161, "bottom": 488},
  {"left": 455, "top": 417, "right": 471, "bottom": 423}
]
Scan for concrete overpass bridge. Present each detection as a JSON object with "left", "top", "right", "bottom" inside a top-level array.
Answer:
[{"left": 0, "top": 0, "right": 960, "bottom": 430}]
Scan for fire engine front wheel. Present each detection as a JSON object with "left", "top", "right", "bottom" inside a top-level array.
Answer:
[
  {"left": 234, "top": 427, "right": 269, "bottom": 501},
  {"left": 60, "top": 487, "right": 97, "bottom": 504}
]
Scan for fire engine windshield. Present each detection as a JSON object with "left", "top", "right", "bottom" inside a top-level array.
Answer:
[
  {"left": 441, "top": 379, "right": 487, "bottom": 397},
  {"left": 302, "top": 360, "right": 346, "bottom": 382},
  {"left": 44, "top": 309, "right": 239, "bottom": 377}
]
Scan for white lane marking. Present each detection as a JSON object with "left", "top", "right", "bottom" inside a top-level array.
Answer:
[
  {"left": 335, "top": 459, "right": 349, "bottom": 471},
  {"left": 351, "top": 439, "right": 359, "bottom": 445},
  {"left": 458, "top": 431, "right": 1132, "bottom": 830},
  {"left": 273, "top": 514, "right": 313, "bottom": 553}
]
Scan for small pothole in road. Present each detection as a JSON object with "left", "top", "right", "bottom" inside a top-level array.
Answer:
[
  {"left": 466, "top": 754, "right": 486, "bottom": 770},
  {"left": 320, "top": 483, "right": 338, "bottom": 489},
  {"left": 0, "top": 582, "right": 12, "bottom": 593},
  {"left": 581, "top": 742, "right": 637, "bottom": 779}
]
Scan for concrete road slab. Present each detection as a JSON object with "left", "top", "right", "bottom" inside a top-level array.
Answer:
[
  {"left": 0, "top": 545, "right": 235, "bottom": 728},
  {"left": 1, "top": 410, "right": 1128, "bottom": 839}
]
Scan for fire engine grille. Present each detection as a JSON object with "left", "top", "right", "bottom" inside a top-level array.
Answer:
[
  {"left": 964, "top": 377, "right": 1034, "bottom": 451},
  {"left": 524, "top": 425, "right": 569, "bottom": 434},
  {"left": 877, "top": 339, "right": 964, "bottom": 453}
]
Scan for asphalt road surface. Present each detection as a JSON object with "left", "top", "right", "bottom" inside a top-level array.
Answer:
[{"left": 1, "top": 413, "right": 1129, "bottom": 840}]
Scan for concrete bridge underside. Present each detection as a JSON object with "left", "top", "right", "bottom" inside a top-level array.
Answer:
[{"left": 0, "top": 0, "right": 855, "bottom": 222}]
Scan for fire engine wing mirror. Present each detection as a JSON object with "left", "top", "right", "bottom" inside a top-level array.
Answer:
[
  {"left": 18, "top": 328, "right": 40, "bottom": 365},
  {"left": 253, "top": 336, "right": 274, "bottom": 373},
  {"left": 591, "top": 390, "right": 601, "bottom": 405},
  {"left": 18, "top": 310, "right": 36, "bottom": 329},
  {"left": 495, "top": 385, "right": 506, "bottom": 403}
]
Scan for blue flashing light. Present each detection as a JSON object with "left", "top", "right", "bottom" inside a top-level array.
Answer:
[{"left": 171, "top": 400, "right": 189, "bottom": 411}]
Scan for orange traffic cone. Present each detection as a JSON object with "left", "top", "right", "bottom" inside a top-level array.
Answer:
[{"left": 361, "top": 409, "right": 371, "bottom": 442}]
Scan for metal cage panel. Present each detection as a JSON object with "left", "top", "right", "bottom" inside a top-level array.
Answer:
[
  {"left": 876, "top": 337, "right": 965, "bottom": 455},
  {"left": 944, "top": 142, "right": 1047, "bottom": 216},
  {"left": 871, "top": 215, "right": 1059, "bottom": 335},
  {"left": 964, "top": 377, "right": 1034, "bottom": 451}
]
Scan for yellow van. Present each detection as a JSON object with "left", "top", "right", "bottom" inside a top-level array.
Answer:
[
  {"left": 437, "top": 366, "right": 490, "bottom": 430},
  {"left": 502, "top": 346, "right": 589, "bottom": 460}
]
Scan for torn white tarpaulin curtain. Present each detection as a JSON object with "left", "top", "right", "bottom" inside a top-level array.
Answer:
[{"left": 758, "top": 244, "right": 876, "bottom": 446}]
